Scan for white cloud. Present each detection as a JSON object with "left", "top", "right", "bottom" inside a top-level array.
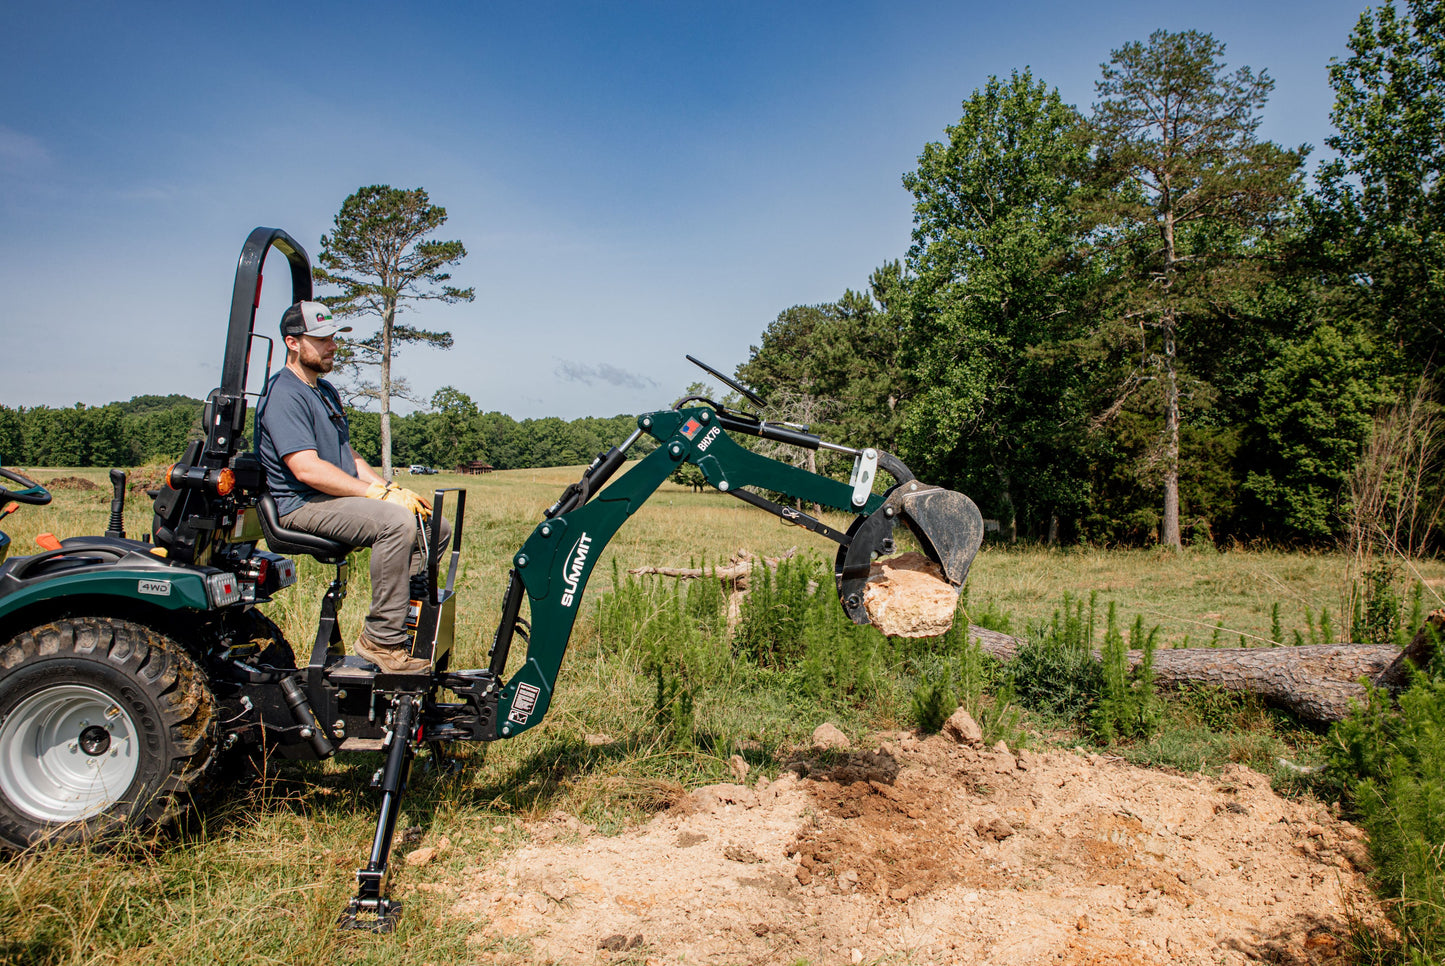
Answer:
[
  {"left": 0, "top": 125, "right": 48, "bottom": 169},
  {"left": 555, "top": 359, "right": 657, "bottom": 391}
]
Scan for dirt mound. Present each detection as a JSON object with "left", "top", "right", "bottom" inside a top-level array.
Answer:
[
  {"left": 450, "top": 732, "right": 1382, "bottom": 965},
  {"left": 43, "top": 475, "right": 101, "bottom": 491}
]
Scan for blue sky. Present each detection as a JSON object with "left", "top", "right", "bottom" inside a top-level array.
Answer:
[{"left": 2, "top": 1, "right": 1371, "bottom": 419}]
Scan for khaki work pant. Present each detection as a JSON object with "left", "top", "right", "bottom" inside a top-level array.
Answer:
[{"left": 282, "top": 496, "right": 452, "bottom": 649}]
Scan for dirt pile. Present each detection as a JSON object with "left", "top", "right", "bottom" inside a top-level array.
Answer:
[
  {"left": 863, "top": 552, "right": 959, "bottom": 638},
  {"left": 449, "top": 729, "right": 1380, "bottom": 965},
  {"left": 42, "top": 475, "right": 101, "bottom": 491}
]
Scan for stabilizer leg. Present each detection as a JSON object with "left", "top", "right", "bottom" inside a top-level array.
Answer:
[{"left": 338, "top": 692, "right": 419, "bottom": 932}]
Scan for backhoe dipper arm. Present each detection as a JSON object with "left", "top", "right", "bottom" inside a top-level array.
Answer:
[{"left": 490, "top": 407, "right": 893, "bottom": 737}]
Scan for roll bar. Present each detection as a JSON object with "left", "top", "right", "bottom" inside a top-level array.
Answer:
[{"left": 207, "top": 228, "right": 313, "bottom": 464}]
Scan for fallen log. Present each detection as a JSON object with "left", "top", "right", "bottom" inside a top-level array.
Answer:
[{"left": 967, "top": 609, "right": 1444, "bottom": 723}]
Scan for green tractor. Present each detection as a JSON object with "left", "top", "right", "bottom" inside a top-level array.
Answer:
[{"left": 0, "top": 227, "right": 983, "bottom": 931}]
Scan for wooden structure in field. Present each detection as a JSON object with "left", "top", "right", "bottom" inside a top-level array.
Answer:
[{"left": 455, "top": 461, "right": 495, "bottom": 475}]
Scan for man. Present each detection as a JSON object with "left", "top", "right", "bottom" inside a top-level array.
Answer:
[{"left": 257, "top": 300, "right": 447, "bottom": 674}]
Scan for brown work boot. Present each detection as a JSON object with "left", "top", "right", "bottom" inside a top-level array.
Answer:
[{"left": 353, "top": 633, "right": 431, "bottom": 675}]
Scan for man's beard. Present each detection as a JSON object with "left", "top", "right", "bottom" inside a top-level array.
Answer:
[{"left": 300, "top": 353, "right": 334, "bottom": 375}]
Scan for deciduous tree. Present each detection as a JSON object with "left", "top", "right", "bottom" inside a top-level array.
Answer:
[
  {"left": 899, "top": 70, "right": 1094, "bottom": 541},
  {"left": 1312, "top": 0, "right": 1445, "bottom": 381}
]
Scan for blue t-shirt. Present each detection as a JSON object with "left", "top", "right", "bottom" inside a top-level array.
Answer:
[{"left": 256, "top": 368, "right": 357, "bottom": 516}]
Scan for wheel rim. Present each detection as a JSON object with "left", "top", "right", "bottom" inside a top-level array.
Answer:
[{"left": 0, "top": 684, "right": 140, "bottom": 823}]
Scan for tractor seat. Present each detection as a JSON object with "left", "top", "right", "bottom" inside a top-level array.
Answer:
[{"left": 256, "top": 493, "right": 352, "bottom": 564}]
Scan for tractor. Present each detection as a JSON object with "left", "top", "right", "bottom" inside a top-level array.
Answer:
[{"left": 0, "top": 227, "right": 983, "bottom": 931}]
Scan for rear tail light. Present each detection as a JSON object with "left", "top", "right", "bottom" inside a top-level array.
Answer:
[
  {"left": 206, "top": 572, "right": 241, "bottom": 607},
  {"left": 273, "top": 557, "right": 296, "bottom": 588}
]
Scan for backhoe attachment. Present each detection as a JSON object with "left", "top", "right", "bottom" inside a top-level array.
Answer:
[{"left": 482, "top": 395, "right": 987, "bottom": 739}]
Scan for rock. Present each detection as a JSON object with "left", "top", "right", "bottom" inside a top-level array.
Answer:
[
  {"left": 942, "top": 708, "right": 983, "bottom": 746},
  {"left": 812, "top": 723, "right": 851, "bottom": 751},
  {"left": 728, "top": 754, "right": 750, "bottom": 781},
  {"left": 691, "top": 783, "right": 758, "bottom": 809},
  {"left": 405, "top": 846, "right": 438, "bottom": 867},
  {"left": 974, "top": 817, "right": 1015, "bottom": 841},
  {"left": 862, "top": 552, "right": 960, "bottom": 638},
  {"left": 723, "top": 844, "right": 766, "bottom": 864}
]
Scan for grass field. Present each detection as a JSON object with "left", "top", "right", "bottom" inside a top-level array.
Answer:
[
  {"left": 2, "top": 463, "right": 1442, "bottom": 965},
  {"left": 10, "top": 463, "right": 1440, "bottom": 652}
]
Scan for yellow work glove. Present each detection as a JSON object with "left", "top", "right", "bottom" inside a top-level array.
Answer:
[
  {"left": 384, "top": 485, "right": 432, "bottom": 519},
  {"left": 364, "top": 482, "right": 433, "bottom": 519}
]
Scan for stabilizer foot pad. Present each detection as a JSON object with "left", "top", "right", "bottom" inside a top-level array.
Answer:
[{"left": 337, "top": 896, "right": 403, "bottom": 933}]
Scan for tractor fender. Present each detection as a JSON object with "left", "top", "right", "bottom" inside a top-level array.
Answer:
[{"left": 0, "top": 569, "right": 218, "bottom": 648}]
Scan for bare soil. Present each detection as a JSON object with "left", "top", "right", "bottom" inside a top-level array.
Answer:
[{"left": 445, "top": 731, "right": 1383, "bottom": 965}]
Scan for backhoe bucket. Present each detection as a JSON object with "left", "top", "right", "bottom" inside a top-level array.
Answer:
[
  {"left": 836, "top": 482, "right": 985, "bottom": 626},
  {"left": 895, "top": 487, "right": 984, "bottom": 587}
]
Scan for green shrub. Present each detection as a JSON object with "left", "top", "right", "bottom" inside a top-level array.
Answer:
[
  {"left": 593, "top": 559, "right": 734, "bottom": 748},
  {"left": 732, "top": 556, "right": 818, "bottom": 668},
  {"left": 909, "top": 613, "right": 1006, "bottom": 734},
  {"left": 961, "top": 585, "right": 1014, "bottom": 635},
  {"left": 1091, "top": 605, "right": 1161, "bottom": 744},
  {"left": 1349, "top": 564, "right": 1434, "bottom": 648},
  {"left": 911, "top": 674, "right": 955, "bottom": 733},
  {"left": 1009, "top": 592, "right": 1103, "bottom": 720}
]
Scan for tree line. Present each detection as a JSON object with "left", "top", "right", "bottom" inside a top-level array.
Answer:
[
  {"left": 737, "top": 8, "right": 1444, "bottom": 551},
  {"left": 0, "top": 389, "right": 650, "bottom": 474},
  {"left": 0, "top": 396, "right": 204, "bottom": 469}
]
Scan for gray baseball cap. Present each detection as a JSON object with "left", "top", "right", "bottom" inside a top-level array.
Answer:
[{"left": 281, "top": 301, "right": 352, "bottom": 339}]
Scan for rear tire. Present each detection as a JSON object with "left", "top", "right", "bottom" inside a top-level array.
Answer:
[{"left": 0, "top": 618, "right": 216, "bottom": 848}]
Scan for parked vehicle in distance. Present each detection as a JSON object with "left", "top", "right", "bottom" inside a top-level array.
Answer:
[{"left": 409, "top": 464, "right": 438, "bottom": 475}]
